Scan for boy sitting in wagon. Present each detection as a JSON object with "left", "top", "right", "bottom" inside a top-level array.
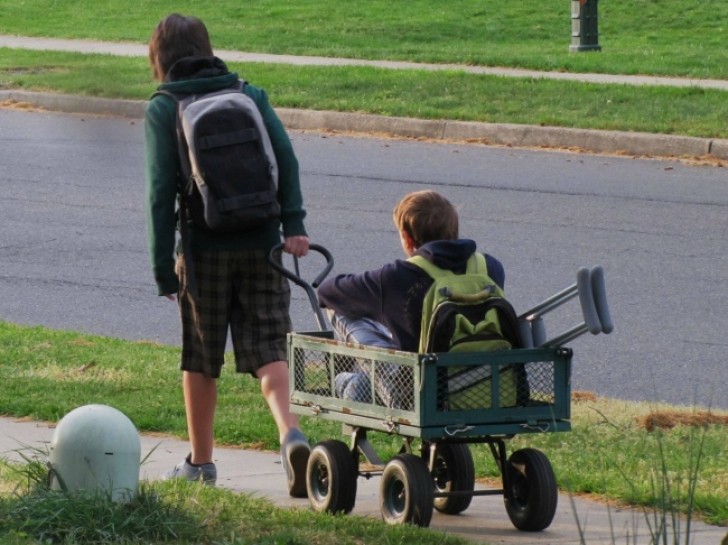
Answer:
[{"left": 317, "top": 190, "right": 518, "bottom": 410}]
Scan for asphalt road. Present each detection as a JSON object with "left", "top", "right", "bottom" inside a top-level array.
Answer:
[{"left": 1, "top": 108, "right": 726, "bottom": 410}]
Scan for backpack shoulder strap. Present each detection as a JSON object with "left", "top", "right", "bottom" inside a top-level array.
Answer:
[
  {"left": 466, "top": 253, "right": 488, "bottom": 275},
  {"left": 408, "top": 253, "right": 487, "bottom": 278},
  {"left": 148, "top": 89, "right": 199, "bottom": 297},
  {"left": 408, "top": 254, "right": 446, "bottom": 278}
]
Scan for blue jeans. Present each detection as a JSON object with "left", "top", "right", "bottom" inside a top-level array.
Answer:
[{"left": 328, "top": 312, "right": 408, "bottom": 409}]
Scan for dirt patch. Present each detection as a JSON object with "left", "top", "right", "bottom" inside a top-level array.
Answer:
[
  {"left": 637, "top": 411, "right": 728, "bottom": 431},
  {"left": 298, "top": 128, "right": 728, "bottom": 167},
  {"left": 572, "top": 390, "right": 598, "bottom": 403},
  {"left": 0, "top": 99, "right": 47, "bottom": 112}
]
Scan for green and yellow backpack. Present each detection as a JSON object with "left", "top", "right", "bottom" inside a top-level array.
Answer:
[{"left": 408, "top": 253, "right": 527, "bottom": 410}]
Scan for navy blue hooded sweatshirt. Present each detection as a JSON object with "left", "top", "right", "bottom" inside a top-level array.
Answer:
[{"left": 317, "top": 239, "right": 505, "bottom": 353}]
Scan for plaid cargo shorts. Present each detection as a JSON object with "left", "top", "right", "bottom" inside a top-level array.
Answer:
[{"left": 175, "top": 248, "right": 291, "bottom": 378}]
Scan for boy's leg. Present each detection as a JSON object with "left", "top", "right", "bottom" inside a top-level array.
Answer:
[
  {"left": 327, "top": 311, "right": 406, "bottom": 407},
  {"left": 164, "top": 251, "right": 230, "bottom": 485},
  {"left": 327, "top": 311, "right": 395, "bottom": 348},
  {"left": 163, "top": 370, "right": 218, "bottom": 485},
  {"left": 228, "top": 249, "right": 309, "bottom": 497},
  {"left": 256, "top": 360, "right": 299, "bottom": 439},
  {"left": 257, "top": 360, "right": 309, "bottom": 498},
  {"left": 335, "top": 371, "right": 372, "bottom": 402},
  {"left": 183, "top": 370, "right": 217, "bottom": 464}
]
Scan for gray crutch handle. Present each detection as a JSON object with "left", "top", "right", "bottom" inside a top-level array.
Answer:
[
  {"left": 590, "top": 266, "right": 613, "bottom": 334},
  {"left": 519, "top": 265, "right": 614, "bottom": 348}
]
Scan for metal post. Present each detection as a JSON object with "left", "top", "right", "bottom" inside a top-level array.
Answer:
[{"left": 570, "top": 0, "right": 601, "bottom": 52}]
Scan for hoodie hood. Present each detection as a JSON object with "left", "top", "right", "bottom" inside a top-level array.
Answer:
[
  {"left": 413, "top": 239, "right": 476, "bottom": 273},
  {"left": 160, "top": 56, "right": 239, "bottom": 94}
]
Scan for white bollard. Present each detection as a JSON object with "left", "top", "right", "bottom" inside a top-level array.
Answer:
[{"left": 49, "top": 404, "right": 141, "bottom": 503}]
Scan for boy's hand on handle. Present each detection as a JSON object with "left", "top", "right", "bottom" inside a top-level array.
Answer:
[{"left": 284, "top": 236, "right": 309, "bottom": 257}]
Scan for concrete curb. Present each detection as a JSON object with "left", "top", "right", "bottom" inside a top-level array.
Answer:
[
  {"left": 3, "top": 89, "right": 728, "bottom": 160},
  {"left": 0, "top": 90, "right": 146, "bottom": 119}
]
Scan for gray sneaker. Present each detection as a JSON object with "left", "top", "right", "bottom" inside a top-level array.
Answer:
[
  {"left": 280, "top": 429, "right": 310, "bottom": 498},
  {"left": 163, "top": 454, "right": 217, "bottom": 486}
]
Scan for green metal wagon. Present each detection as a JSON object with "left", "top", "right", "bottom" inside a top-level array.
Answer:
[{"left": 272, "top": 244, "right": 612, "bottom": 530}]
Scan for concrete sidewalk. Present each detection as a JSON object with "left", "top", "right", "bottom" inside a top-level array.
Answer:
[
  {"left": 1, "top": 416, "right": 725, "bottom": 545},
  {"left": 2, "top": 34, "right": 728, "bottom": 160},
  {"left": 4, "top": 35, "right": 728, "bottom": 91}
]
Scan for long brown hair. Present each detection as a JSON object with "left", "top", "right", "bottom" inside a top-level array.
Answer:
[{"left": 149, "top": 13, "right": 214, "bottom": 81}]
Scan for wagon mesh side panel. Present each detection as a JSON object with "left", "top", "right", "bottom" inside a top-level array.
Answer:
[
  {"left": 291, "top": 347, "right": 331, "bottom": 396},
  {"left": 290, "top": 335, "right": 570, "bottom": 434},
  {"left": 434, "top": 360, "right": 556, "bottom": 411},
  {"left": 524, "top": 361, "right": 556, "bottom": 405},
  {"left": 291, "top": 343, "right": 416, "bottom": 411},
  {"left": 373, "top": 362, "right": 414, "bottom": 410}
]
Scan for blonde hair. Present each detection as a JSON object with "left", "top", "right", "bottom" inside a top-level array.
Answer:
[
  {"left": 149, "top": 13, "right": 214, "bottom": 82},
  {"left": 392, "top": 190, "right": 459, "bottom": 248}
]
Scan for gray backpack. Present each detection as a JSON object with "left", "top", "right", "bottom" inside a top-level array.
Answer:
[{"left": 159, "top": 80, "right": 280, "bottom": 232}]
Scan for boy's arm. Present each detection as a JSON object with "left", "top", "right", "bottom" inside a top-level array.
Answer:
[
  {"left": 317, "top": 269, "right": 385, "bottom": 320},
  {"left": 247, "top": 85, "right": 307, "bottom": 238},
  {"left": 145, "top": 97, "right": 180, "bottom": 296}
]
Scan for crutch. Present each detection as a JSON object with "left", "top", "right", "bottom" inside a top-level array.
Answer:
[{"left": 518, "top": 266, "right": 613, "bottom": 348}]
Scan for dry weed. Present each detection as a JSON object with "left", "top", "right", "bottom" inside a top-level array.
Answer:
[{"left": 637, "top": 411, "right": 728, "bottom": 431}]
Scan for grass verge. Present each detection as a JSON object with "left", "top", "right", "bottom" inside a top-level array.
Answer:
[
  {"left": 0, "top": 320, "right": 726, "bottom": 526},
  {"left": 3, "top": 49, "right": 728, "bottom": 140},
  {"left": 0, "top": 460, "right": 470, "bottom": 545}
]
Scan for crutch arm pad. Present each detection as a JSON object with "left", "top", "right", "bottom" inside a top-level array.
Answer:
[
  {"left": 590, "top": 266, "right": 614, "bottom": 334},
  {"left": 577, "top": 267, "right": 602, "bottom": 335}
]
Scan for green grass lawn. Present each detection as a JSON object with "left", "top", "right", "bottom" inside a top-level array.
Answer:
[
  {"left": 0, "top": 321, "right": 726, "bottom": 528},
  {"left": 3, "top": 49, "right": 728, "bottom": 140},
  {"left": 1, "top": 0, "right": 727, "bottom": 79},
  {"left": 2, "top": 1, "right": 728, "bottom": 140}
]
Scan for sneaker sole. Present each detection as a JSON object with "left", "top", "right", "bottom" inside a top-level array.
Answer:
[{"left": 288, "top": 444, "right": 310, "bottom": 498}]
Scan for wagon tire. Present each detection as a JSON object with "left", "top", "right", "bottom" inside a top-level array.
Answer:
[
  {"left": 503, "top": 448, "right": 557, "bottom": 531},
  {"left": 306, "top": 440, "right": 357, "bottom": 514},
  {"left": 380, "top": 453, "right": 434, "bottom": 527},
  {"left": 432, "top": 443, "right": 475, "bottom": 515}
]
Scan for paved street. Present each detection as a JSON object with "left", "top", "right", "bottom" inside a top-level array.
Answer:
[{"left": 1, "top": 108, "right": 726, "bottom": 410}]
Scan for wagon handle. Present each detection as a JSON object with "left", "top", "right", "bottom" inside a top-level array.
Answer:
[{"left": 267, "top": 242, "right": 334, "bottom": 332}]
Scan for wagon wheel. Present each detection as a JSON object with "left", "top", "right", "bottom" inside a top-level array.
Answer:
[
  {"left": 431, "top": 443, "right": 475, "bottom": 515},
  {"left": 503, "top": 448, "right": 558, "bottom": 531},
  {"left": 306, "top": 440, "right": 358, "bottom": 514},
  {"left": 380, "top": 453, "right": 434, "bottom": 527}
]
